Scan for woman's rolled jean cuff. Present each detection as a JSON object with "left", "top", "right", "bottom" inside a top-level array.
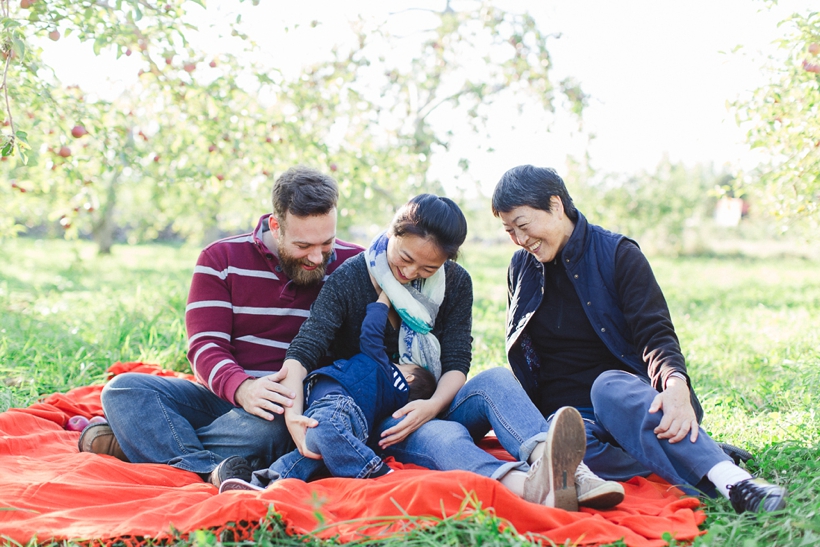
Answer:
[
  {"left": 491, "top": 459, "right": 529, "bottom": 481},
  {"left": 517, "top": 431, "right": 548, "bottom": 464}
]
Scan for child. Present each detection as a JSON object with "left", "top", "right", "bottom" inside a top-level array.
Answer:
[{"left": 220, "top": 291, "right": 436, "bottom": 492}]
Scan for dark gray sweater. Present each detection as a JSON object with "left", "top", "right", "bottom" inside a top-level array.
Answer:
[{"left": 287, "top": 253, "right": 473, "bottom": 377}]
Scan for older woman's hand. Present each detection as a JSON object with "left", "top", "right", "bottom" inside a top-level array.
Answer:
[
  {"left": 377, "top": 399, "right": 440, "bottom": 449},
  {"left": 648, "top": 378, "right": 699, "bottom": 443}
]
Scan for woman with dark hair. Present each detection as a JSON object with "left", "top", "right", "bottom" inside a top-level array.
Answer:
[
  {"left": 260, "top": 193, "right": 623, "bottom": 511},
  {"left": 491, "top": 164, "right": 787, "bottom": 514}
]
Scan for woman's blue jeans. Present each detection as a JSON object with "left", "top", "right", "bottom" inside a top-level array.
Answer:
[
  {"left": 100, "top": 372, "right": 293, "bottom": 474},
  {"left": 379, "top": 367, "right": 545, "bottom": 479}
]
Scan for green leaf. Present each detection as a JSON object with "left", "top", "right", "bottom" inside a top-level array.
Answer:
[
  {"left": 16, "top": 143, "right": 28, "bottom": 165},
  {"left": 15, "top": 130, "right": 27, "bottom": 141},
  {"left": 11, "top": 38, "right": 25, "bottom": 60},
  {"left": 2, "top": 18, "right": 21, "bottom": 29},
  {"left": 93, "top": 36, "right": 105, "bottom": 55},
  {"left": 133, "top": 7, "right": 142, "bottom": 21},
  {"left": 2, "top": 142, "right": 12, "bottom": 156}
]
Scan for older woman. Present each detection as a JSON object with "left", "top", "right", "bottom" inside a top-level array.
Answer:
[
  {"left": 491, "top": 164, "right": 786, "bottom": 514},
  {"left": 272, "top": 193, "right": 622, "bottom": 511}
]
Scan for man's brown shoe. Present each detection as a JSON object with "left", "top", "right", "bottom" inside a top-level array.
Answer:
[{"left": 78, "top": 423, "right": 130, "bottom": 462}]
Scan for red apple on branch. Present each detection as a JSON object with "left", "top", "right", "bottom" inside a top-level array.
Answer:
[{"left": 71, "top": 124, "right": 88, "bottom": 138}]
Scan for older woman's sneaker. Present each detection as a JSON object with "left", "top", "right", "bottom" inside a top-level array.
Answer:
[
  {"left": 728, "top": 477, "right": 787, "bottom": 513},
  {"left": 523, "top": 406, "right": 586, "bottom": 511},
  {"left": 575, "top": 462, "right": 625, "bottom": 509}
]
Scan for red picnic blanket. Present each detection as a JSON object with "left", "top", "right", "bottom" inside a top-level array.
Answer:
[{"left": 0, "top": 362, "right": 705, "bottom": 546}]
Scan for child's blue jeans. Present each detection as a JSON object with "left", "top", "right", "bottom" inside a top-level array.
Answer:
[{"left": 252, "top": 394, "right": 385, "bottom": 486}]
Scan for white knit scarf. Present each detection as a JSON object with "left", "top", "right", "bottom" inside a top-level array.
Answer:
[{"left": 365, "top": 231, "right": 445, "bottom": 380}]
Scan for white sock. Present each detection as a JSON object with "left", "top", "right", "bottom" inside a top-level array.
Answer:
[
  {"left": 707, "top": 460, "right": 752, "bottom": 498},
  {"left": 528, "top": 441, "right": 545, "bottom": 465}
]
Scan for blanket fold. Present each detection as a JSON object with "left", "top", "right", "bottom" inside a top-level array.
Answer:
[{"left": 0, "top": 362, "right": 705, "bottom": 547}]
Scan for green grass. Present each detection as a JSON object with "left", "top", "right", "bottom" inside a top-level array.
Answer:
[{"left": 2, "top": 238, "right": 820, "bottom": 546}]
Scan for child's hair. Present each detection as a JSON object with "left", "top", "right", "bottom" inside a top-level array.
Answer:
[{"left": 406, "top": 365, "right": 437, "bottom": 401}]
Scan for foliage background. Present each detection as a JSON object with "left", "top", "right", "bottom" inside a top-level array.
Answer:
[{"left": 3, "top": 1, "right": 816, "bottom": 256}]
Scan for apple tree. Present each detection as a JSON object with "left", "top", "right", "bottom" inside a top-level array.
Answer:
[
  {"left": 0, "top": 0, "right": 278, "bottom": 249},
  {"left": 2, "top": 0, "right": 584, "bottom": 251},
  {"left": 734, "top": 9, "right": 820, "bottom": 231}
]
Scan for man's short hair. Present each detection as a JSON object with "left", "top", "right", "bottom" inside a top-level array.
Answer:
[
  {"left": 271, "top": 166, "right": 339, "bottom": 224},
  {"left": 491, "top": 165, "right": 578, "bottom": 221},
  {"left": 406, "top": 365, "right": 437, "bottom": 401}
]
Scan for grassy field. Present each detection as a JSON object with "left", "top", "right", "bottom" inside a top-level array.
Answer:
[{"left": 2, "top": 237, "right": 819, "bottom": 546}]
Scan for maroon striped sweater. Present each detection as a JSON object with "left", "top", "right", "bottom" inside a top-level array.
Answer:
[{"left": 185, "top": 214, "right": 362, "bottom": 405}]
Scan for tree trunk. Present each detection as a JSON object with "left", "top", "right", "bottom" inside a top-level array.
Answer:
[{"left": 93, "top": 171, "right": 120, "bottom": 255}]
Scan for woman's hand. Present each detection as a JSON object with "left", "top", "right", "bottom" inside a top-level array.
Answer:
[
  {"left": 285, "top": 413, "right": 321, "bottom": 459},
  {"left": 648, "top": 378, "right": 699, "bottom": 443},
  {"left": 378, "top": 399, "right": 439, "bottom": 449}
]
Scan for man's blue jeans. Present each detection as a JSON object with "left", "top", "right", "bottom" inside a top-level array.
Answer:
[
  {"left": 379, "top": 367, "right": 544, "bottom": 479},
  {"left": 586, "top": 370, "right": 730, "bottom": 496},
  {"left": 251, "top": 394, "right": 385, "bottom": 486},
  {"left": 100, "top": 373, "right": 293, "bottom": 474}
]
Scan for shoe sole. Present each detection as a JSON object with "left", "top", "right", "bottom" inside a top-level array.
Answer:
[
  {"left": 578, "top": 482, "right": 625, "bottom": 509},
  {"left": 219, "top": 478, "right": 264, "bottom": 494},
  {"left": 546, "top": 407, "right": 586, "bottom": 511}
]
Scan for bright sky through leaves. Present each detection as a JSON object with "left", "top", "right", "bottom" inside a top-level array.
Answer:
[{"left": 39, "top": 0, "right": 815, "bottom": 194}]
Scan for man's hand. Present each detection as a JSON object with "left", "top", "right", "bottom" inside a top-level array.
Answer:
[
  {"left": 378, "top": 399, "right": 439, "bottom": 449},
  {"left": 648, "top": 377, "right": 699, "bottom": 443},
  {"left": 285, "top": 413, "right": 321, "bottom": 459},
  {"left": 233, "top": 368, "right": 296, "bottom": 421}
]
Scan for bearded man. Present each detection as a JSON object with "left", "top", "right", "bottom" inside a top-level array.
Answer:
[{"left": 80, "top": 166, "right": 363, "bottom": 487}]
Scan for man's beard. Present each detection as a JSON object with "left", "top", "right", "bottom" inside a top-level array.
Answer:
[{"left": 278, "top": 248, "right": 332, "bottom": 286}]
